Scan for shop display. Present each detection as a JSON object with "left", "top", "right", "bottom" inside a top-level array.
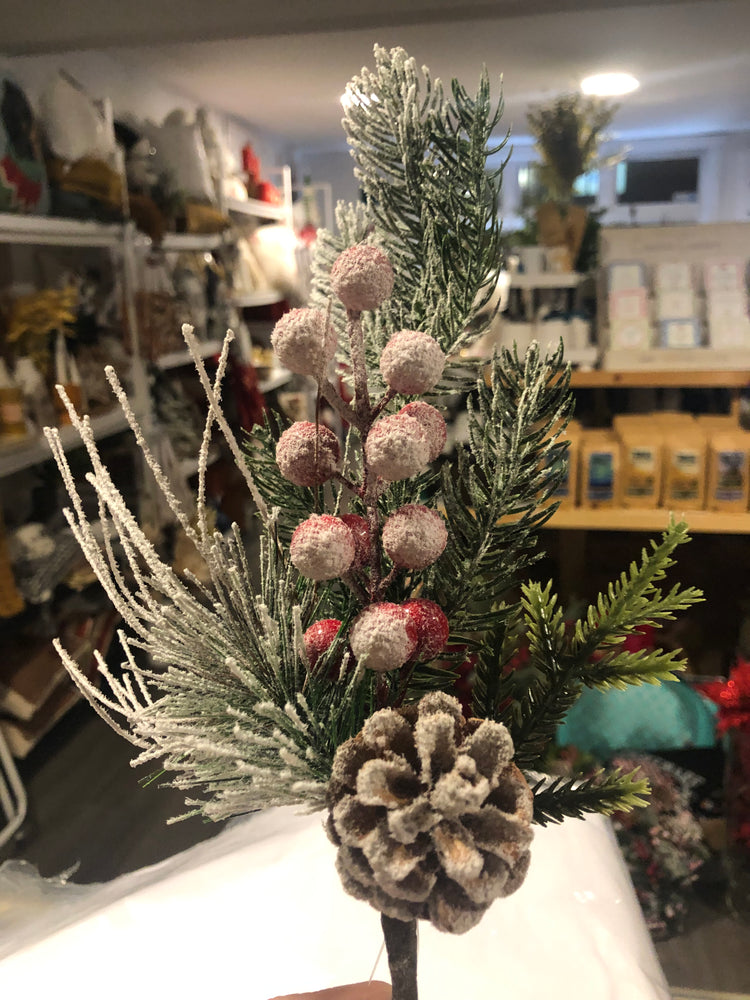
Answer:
[
  {"left": 0, "top": 76, "right": 49, "bottom": 215},
  {"left": 697, "top": 658, "right": 750, "bottom": 919},
  {"left": 599, "top": 224, "right": 750, "bottom": 366},
  {"left": 44, "top": 47, "right": 703, "bottom": 998}
]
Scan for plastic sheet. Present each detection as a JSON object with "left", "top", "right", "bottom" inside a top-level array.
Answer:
[{"left": 0, "top": 808, "right": 670, "bottom": 999}]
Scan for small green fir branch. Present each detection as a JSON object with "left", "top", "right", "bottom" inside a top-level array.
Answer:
[{"left": 530, "top": 769, "right": 651, "bottom": 826}]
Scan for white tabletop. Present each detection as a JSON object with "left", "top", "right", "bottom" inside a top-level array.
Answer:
[{"left": 0, "top": 806, "right": 670, "bottom": 999}]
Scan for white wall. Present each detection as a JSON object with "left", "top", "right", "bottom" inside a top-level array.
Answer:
[
  {"left": 496, "top": 131, "right": 750, "bottom": 233},
  {"left": 3, "top": 49, "right": 287, "bottom": 174},
  {"left": 287, "top": 144, "right": 361, "bottom": 220}
]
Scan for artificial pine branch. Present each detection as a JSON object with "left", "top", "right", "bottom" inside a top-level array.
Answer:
[
  {"left": 431, "top": 344, "right": 572, "bottom": 636},
  {"left": 530, "top": 769, "right": 651, "bottom": 826},
  {"left": 49, "top": 53, "right": 704, "bottom": 962},
  {"left": 503, "top": 520, "right": 702, "bottom": 770},
  {"left": 570, "top": 519, "right": 703, "bottom": 661}
]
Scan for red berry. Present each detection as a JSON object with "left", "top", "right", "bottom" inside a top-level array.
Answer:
[
  {"left": 290, "top": 515, "right": 355, "bottom": 581},
  {"left": 340, "top": 514, "right": 372, "bottom": 569},
  {"left": 349, "top": 602, "right": 418, "bottom": 673},
  {"left": 303, "top": 618, "right": 342, "bottom": 671},
  {"left": 276, "top": 421, "right": 340, "bottom": 487},
  {"left": 330, "top": 245, "right": 394, "bottom": 312},
  {"left": 398, "top": 401, "right": 446, "bottom": 461},
  {"left": 403, "top": 599, "right": 449, "bottom": 661},
  {"left": 382, "top": 504, "right": 448, "bottom": 570}
]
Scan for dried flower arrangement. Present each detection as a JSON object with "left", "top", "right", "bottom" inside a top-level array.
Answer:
[{"left": 46, "top": 47, "right": 701, "bottom": 999}]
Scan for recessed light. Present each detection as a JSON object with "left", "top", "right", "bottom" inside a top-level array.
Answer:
[
  {"left": 581, "top": 72, "right": 640, "bottom": 97},
  {"left": 340, "top": 88, "right": 378, "bottom": 110}
]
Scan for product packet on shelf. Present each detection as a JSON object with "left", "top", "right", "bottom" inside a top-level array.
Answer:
[
  {"left": 618, "top": 426, "right": 664, "bottom": 509},
  {"left": 662, "top": 427, "right": 708, "bottom": 511},
  {"left": 580, "top": 430, "right": 619, "bottom": 509},
  {"left": 706, "top": 429, "right": 750, "bottom": 512}
]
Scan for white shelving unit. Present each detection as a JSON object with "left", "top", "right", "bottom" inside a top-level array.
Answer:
[
  {"left": 259, "top": 369, "right": 292, "bottom": 394},
  {"left": 231, "top": 290, "right": 285, "bottom": 308},
  {"left": 158, "top": 232, "right": 225, "bottom": 253},
  {"left": 225, "top": 197, "right": 288, "bottom": 222},
  {"left": 179, "top": 446, "right": 221, "bottom": 479},
  {"left": 155, "top": 340, "right": 225, "bottom": 371},
  {"left": 0, "top": 213, "right": 123, "bottom": 248},
  {"left": 0, "top": 409, "right": 130, "bottom": 479}
]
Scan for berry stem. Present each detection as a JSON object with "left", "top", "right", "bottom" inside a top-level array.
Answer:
[
  {"left": 341, "top": 571, "right": 369, "bottom": 604},
  {"left": 318, "top": 378, "right": 359, "bottom": 429},
  {"left": 346, "top": 308, "right": 373, "bottom": 428},
  {"left": 371, "top": 386, "right": 397, "bottom": 420},
  {"left": 375, "top": 565, "right": 399, "bottom": 601}
]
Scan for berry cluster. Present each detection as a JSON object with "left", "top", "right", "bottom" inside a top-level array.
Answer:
[{"left": 270, "top": 244, "right": 452, "bottom": 677}]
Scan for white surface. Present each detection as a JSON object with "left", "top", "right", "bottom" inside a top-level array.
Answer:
[{"left": 0, "top": 806, "right": 670, "bottom": 1000}]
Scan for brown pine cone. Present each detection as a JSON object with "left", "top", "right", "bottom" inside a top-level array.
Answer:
[{"left": 325, "top": 692, "right": 533, "bottom": 934}]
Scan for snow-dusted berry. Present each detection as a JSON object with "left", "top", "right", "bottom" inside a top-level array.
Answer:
[
  {"left": 404, "top": 599, "right": 450, "bottom": 660},
  {"left": 330, "top": 245, "right": 394, "bottom": 312},
  {"left": 303, "top": 618, "right": 342, "bottom": 671},
  {"left": 290, "top": 515, "right": 355, "bottom": 581},
  {"left": 398, "top": 401, "right": 446, "bottom": 461},
  {"left": 382, "top": 504, "right": 448, "bottom": 570},
  {"left": 276, "top": 421, "right": 340, "bottom": 487},
  {"left": 380, "top": 330, "right": 445, "bottom": 394},
  {"left": 340, "top": 513, "right": 372, "bottom": 569},
  {"left": 270, "top": 308, "right": 337, "bottom": 376},
  {"left": 349, "top": 602, "right": 418, "bottom": 673},
  {"left": 365, "top": 414, "right": 429, "bottom": 482}
]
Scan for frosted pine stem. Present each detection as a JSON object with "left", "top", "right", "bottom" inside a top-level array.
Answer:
[
  {"left": 181, "top": 324, "right": 270, "bottom": 527},
  {"left": 197, "top": 334, "right": 231, "bottom": 543},
  {"left": 346, "top": 309, "right": 372, "bottom": 428}
]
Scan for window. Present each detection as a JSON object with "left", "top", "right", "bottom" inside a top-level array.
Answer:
[
  {"left": 616, "top": 158, "right": 700, "bottom": 204},
  {"left": 518, "top": 163, "right": 599, "bottom": 206}
]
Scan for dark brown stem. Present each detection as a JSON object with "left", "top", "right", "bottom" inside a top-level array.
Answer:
[
  {"left": 393, "top": 662, "right": 418, "bottom": 709},
  {"left": 371, "top": 386, "right": 397, "bottom": 420},
  {"left": 333, "top": 471, "right": 363, "bottom": 498},
  {"left": 341, "top": 572, "right": 369, "bottom": 604},
  {"left": 375, "top": 565, "right": 399, "bottom": 601},
  {"left": 381, "top": 914, "right": 418, "bottom": 1000}
]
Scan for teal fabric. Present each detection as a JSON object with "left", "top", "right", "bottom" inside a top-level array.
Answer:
[{"left": 557, "top": 680, "right": 718, "bottom": 757}]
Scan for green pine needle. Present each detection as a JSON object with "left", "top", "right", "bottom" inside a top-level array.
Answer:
[{"left": 530, "top": 768, "right": 651, "bottom": 826}]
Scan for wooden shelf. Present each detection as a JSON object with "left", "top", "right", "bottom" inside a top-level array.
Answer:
[
  {"left": 541, "top": 505, "right": 750, "bottom": 534},
  {"left": 0, "top": 409, "right": 130, "bottom": 478},
  {"left": 570, "top": 369, "right": 750, "bottom": 389},
  {"left": 510, "top": 272, "right": 585, "bottom": 289}
]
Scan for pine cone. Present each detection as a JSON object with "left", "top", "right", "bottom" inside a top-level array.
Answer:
[{"left": 325, "top": 692, "right": 533, "bottom": 934}]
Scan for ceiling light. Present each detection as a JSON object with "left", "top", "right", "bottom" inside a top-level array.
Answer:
[
  {"left": 581, "top": 72, "right": 640, "bottom": 97},
  {"left": 340, "top": 88, "right": 378, "bottom": 110}
]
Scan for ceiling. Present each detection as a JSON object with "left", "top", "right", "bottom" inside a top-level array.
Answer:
[{"left": 5, "top": 0, "right": 750, "bottom": 147}]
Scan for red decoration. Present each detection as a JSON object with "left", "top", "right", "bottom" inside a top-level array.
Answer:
[
  {"left": 697, "top": 656, "right": 750, "bottom": 735},
  {"left": 303, "top": 618, "right": 342, "bottom": 672},
  {"left": 403, "top": 599, "right": 449, "bottom": 661},
  {"left": 340, "top": 514, "right": 372, "bottom": 569}
]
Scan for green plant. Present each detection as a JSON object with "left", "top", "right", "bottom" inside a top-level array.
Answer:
[{"left": 527, "top": 93, "right": 618, "bottom": 203}]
